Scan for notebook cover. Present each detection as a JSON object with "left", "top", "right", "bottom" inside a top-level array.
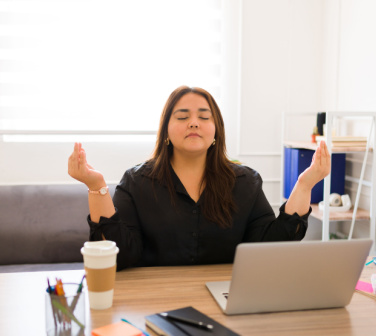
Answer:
[
  {"left": 145, "top": 306, "right": 240, "bottom": 336},
  {"left": 91, "top": 321, "right": 143, "bottom": 336}
]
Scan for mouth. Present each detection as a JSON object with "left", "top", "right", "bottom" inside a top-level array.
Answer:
[{"left": 186, "top": 133, "right": 201, "bottom": 138}]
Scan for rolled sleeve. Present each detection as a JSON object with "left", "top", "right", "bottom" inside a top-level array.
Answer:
[
  {"left": 268, "top": 202, "right": 311, "bottom": 241},
  {"left": 87, "top": 206, "right": 143, "bottom": 270}
]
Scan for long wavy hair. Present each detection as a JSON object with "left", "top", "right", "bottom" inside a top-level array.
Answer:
[{"left": 147, "top": 86, "right": 236, "bottom": 228}]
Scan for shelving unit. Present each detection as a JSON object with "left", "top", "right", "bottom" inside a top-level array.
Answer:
[
  {"left": 310, "top": 204, "right": 370, "bottom": 222},
  {"left": 283, "top": 140, "right": 372, "bottom": 223},
  {"left": 284, "top": 140, "right": 372, "bottom": 153},
  {"left": 282, "top": 111, "right": 376, "bottom": 253}
]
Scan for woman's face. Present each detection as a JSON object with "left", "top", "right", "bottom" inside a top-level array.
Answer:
[{"left": 167, "top": 92, "right": 216, "bottom": 157}]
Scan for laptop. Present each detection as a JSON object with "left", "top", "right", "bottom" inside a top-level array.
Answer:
[{"left": 206, "top": 239, "right": 372, "bottom": 315}]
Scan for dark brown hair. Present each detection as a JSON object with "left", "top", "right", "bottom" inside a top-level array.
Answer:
[{"left": 147, "top": 86, "right": 236, "bottom": 228}]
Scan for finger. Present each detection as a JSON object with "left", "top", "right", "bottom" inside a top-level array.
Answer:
[
  {"left": 322, "top": 142, "right": 331, "bottom": 172},
  {"left": 70, "top": 143, "right": 81, "bottom": 163},
  {"left": 311, "top": 150, "right": 317, "bottom": 163},
  {"left": 79, "top": 147, "right": 87, "bottom": 166},
  {"left": 320, "top": 141, "right": 330, "bottom": 166},
  {"left": 78, "top": 145, "right": 86, "bottom": 162},
  {"left": 69, "top": 143, "right": 78, "bottom": 159},
  {"left": 317, "top": 141, "right": 332, "bottom": 177},
  {"left": 319, "top": 142, "right": 325, "bottom": 163},
  {"left": 315, "top": 144, "right": 322, "bottom": 166},
  {"left": 323, "top": 141, "right": 330, "bottom": 159},
  {"left": 69, "top": 143, "right": 80, "bottom": 167},
  {"left": 74, "top": 142, "right": 80, "bottom": 155},
  {"left": 320, "top": 140, "right": 328, "bottom": 155},
  {"left": 68, "top": 144, "right": 78, "bottom": 175}
]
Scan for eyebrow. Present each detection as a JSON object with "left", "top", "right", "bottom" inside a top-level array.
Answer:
[{"left": 173, "top": 108, "right": 212, "bottom": 114}]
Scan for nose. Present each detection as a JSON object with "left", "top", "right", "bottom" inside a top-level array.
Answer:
[
  {"left": 189, "top": 118, "right": 199, "bottom": 129},
  {"left": 188, "top": 113, "right": 200, "bottom": 129}
]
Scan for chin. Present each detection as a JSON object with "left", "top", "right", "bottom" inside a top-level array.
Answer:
[{"left": 184, "top": 146, "right": 210, "bottom": 154}]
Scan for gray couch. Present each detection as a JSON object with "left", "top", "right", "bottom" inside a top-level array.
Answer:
[{"left": 0, "top": 183, "right": 116, "bottom": 273}]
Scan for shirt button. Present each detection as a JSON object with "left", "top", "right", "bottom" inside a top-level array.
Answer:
[
  {"left": 193, "top": 210, "right": 197, "bottom": 214},
  {"left": 192, "top": 232, "right": 197, "bottom": 237}
]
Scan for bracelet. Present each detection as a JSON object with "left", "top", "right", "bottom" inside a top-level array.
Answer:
[{"left": 88, "top": 186, "right": 109, "bottom": 196}]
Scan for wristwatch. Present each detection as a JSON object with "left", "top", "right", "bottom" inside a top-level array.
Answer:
[{"left": 88, "top": 186, "right": 109, "bottom": 196}]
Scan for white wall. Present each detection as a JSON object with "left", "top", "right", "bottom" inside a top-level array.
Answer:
[
  {"left": 237, "top": 0, "right": 326, "bottom": 210},
  {"left": 0, "top": 138, "right": 156, "bottom": 185},
  {"left": 337, "top": 0, "right": 376, "bottom": 111}
]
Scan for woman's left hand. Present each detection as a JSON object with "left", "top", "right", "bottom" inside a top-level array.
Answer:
[{"left": 298, "top": 140, "right": 331, "bottom": 190}]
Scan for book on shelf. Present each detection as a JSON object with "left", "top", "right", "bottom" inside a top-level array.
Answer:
[
  {"left": 316, "top": 135, "right": 367, "bottom": 142},
  {"left": 316, "top": 135, "right": 368, "bottom": 147},
  {"left": 330, "top": 141, "right": 367, "bottom": 147}
]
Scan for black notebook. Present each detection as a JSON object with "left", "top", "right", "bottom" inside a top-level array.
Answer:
[{"left": 145, "top": 306, "right": 240, "bottom": 336}]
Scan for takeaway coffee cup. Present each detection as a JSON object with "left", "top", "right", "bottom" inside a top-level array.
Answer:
[{"left": 81, "top": 240, "right": 119, "bottom": 310}]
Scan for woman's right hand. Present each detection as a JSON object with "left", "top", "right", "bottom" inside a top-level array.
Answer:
[{"left": 68, "top": 142, "right": 106, "bottom": 190}]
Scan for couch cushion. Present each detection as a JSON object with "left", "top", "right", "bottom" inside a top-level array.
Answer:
[{"left": 0, "top": 184, "right": 116, "bottom": 265}]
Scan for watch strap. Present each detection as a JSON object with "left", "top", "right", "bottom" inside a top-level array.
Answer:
[{"left": 88, "top": 186, "right": 109, "bottom": 195}]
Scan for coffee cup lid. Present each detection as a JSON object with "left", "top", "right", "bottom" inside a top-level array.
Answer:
[{"left": 81, "top": 240, "right": 119, "bottom": 256}]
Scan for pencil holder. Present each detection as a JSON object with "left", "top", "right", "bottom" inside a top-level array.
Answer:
[{"left": 45, "top": 283, "right": 86, "bottom": 336}]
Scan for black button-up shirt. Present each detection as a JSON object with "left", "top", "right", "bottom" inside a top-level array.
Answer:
[{"left": 88, "top": 162, "right": 310, "bottom": 270}]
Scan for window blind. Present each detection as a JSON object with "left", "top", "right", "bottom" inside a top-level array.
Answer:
[{"left": 0, "top": 0, "right": 223, "bottom": 138}]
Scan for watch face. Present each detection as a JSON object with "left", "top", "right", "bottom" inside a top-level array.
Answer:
[{"left": 99, "top": 187, "right": 108, "bottom": 195}]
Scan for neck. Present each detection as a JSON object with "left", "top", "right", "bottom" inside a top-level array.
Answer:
[{"left": 170, "top": 152, "right": 206, "bottom": 177}]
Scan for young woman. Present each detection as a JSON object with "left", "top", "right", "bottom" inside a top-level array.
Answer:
[{"left": 68, "top": 86, "right": 330, "bottom": 270}]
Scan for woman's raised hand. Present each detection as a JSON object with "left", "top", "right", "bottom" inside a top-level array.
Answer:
[
  {"left": 298, "top": 140, "right": 331, "bottom": 190},
  {"left": 284, "top": 140, "right": 331, "bottom": 216},
  {"left": 69, "top": 142, "right": 115, "bottom": 222},
  {"left": 68, "top": 142, "right": 106, "bottom": 190}
]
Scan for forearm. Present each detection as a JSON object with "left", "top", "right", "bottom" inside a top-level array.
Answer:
[
  {"left": 284, "top": 180, "right": 311, "bottom": 216},
  {"left": 285, "top": 140, "right": 330, "bottom": 216},
  {"left": 88, "top": 192, "right": 116, "bottom": 223},
  {"left": 68, "top": 142, "right": 117, "bottom": 221}
]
